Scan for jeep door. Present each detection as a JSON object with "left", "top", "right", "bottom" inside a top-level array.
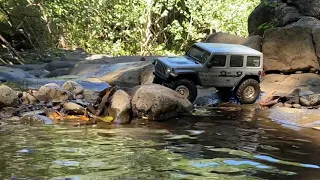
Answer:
[
  {"left": 225, "top": 55, "right": 246, "bottom": 87},
  {"left": 199, "top": 54, "right": 230, "bottom": 88}
]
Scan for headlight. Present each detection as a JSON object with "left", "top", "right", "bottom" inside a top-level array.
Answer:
[{"left": 167, "top": 68, "right": 171, "bottom": 73}]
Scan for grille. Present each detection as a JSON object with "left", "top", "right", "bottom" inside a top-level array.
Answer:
[{"left": 155, "top": 61, "right": 167, "bottom": 75}]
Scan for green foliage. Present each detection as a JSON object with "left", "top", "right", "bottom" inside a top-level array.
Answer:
[
  {"left": 0, "top": 0, "right": 259, "bottom": 56},
  {"left": 258, "top": 22, "right": 275, "bottom": 31}
]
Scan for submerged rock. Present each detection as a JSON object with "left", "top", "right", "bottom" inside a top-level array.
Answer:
[
  {"left": 108, "top": 90, "right": 131, "bottom": 124},
  {"left": 0, "top": 85, "right": 19, "bottom": 108},
  {"left": 131, "top": 84, "right": 193, "bottom": 120},
  {"left": 0, "top": 66, "right": 34, "bottom": 82},
  {"left": 20, "top": 114, "right": 53, "bottom": 125},
  {"left": 43, "top": 61, "right": 78, "bottom": 71}
]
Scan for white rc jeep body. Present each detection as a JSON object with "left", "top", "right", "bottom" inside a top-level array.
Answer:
[{"left": 153, "top": 42, "right": 264, "bottom": 104}]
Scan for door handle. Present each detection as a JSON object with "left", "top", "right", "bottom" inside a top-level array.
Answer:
[
  {"left": 236, "top": 71, "right": 243, "bottom": 76},
  {"left": 220, "top": 71, "right": 227, "bottom": 75}
]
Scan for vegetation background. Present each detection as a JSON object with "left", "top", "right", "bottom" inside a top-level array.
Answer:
[{"left": 0, "top": 0, "right": 259, "bottom": 56}]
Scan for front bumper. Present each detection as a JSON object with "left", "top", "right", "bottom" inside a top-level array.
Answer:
[{"left": 153, "top": 72, "right": 171, "bottom": 86}]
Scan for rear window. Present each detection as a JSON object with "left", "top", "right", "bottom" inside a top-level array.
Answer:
[
  {"left": 230, "top": 55, "right": 244, "bottom": 67},
  {"left": 247, "top": 56, "right": 260, "bottom": 67},
  {"left": 210, "top": 55, "right": 226, "bottom": 67}
]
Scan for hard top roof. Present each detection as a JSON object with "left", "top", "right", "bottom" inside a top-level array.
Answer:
[{"left": 194, "top": 42, "right": 263, "bottom": 56}]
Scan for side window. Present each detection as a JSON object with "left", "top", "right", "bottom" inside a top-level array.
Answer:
[
  {"left": 230, "top": 55, "right": 244, "bottom": 67},
  {"left": 209, "top": 55, "right": 226, "bottom": 67},
  {"left": 247, "top": 56, "right": 260, "bottom": 67}
]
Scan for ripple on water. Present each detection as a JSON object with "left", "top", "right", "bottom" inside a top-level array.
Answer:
[{"left": 2, "top": 108, "right": 320, "bottom": 179}]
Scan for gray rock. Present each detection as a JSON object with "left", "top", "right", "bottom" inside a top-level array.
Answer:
[
  {"left": 309, "top": 94, "right": 320, "bottom": 106},
  {"left": 20, "top": 110, "right": 45, "bottom": 117},
  {"left": 293, "top": 104, "right": 302, "bottom": 109},
  {"left": 0, "top": 76, "right": 6, "bottom": 82},
  {"left": 44, "top": 68, "right": 72, "bottom": 78},
  {"left": 310, "top": 68, "right": 317, "bottom": 73},
  {"left": 0, "top": 85, "right": 19, "bottom": 107},
  {"left": 131, "top": 84, "right": 193, "bottom": 120},
  {"left": 33, "top": 83, "right": 72, "bottom": 103},
  {"left": 274, "top": 102, "right": 284, "bottom": 107},
  {"left": 0, "top": 66, "right": 34, "bottom": 82},
  {"left": 27, "top": 69, "right": 50, "bottom": 78},
  {"left": 263, "top": 26, "right": 319, "bottom": 73},
  {"left": 7, "top": 64, "right": 47, "bottom": 71},
  {"left": 291, "top": 0, "right": 320, "bottom": 19},
  {"left": 62, "top": 81, "right": 84, "bottom": 95},
  {"left": 299, "top": 97, "right": 311, "bottom": 106},
  {"left": 248, "top": 2, "right": 276, "bottom": 36},
  {"left": 99, "top": 62, "right": 154, "bottom": 87},
  {"left": 108, "top": 90, "right": 131, "bottom": 124},
  {"left": 205, "top": 32, "right": 262, "bottom": 51},
  {"left": 284, "top": 103, "right": 293, "bottom": 108},
  {"left": 63, "top": 102, "right": 85, "bottom": 114},
  {"left": 44, "top": 61, "right": 78, "bottom": 71},
  {"left": 20, "top": 114, "right": 53, "bottom": 125},
  {"left": 299, "top": 90, "right": 315, "bottom": 97}
]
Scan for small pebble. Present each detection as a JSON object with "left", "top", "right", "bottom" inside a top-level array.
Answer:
[
  {"left": 284, "top": 103, "right": 293, "bottom": 108},
  {"left": 293, "top": 104, "right": 302, "bottom": 109}
]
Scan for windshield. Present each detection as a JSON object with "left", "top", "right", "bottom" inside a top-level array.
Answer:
[{"left": 186, "top": 45, "right": 210, "bottom": 63}]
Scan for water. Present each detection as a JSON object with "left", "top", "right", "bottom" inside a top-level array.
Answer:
[{"left": 1, "top": 107, "right": 320, "bottom": 180}]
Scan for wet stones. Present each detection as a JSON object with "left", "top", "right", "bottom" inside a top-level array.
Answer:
[
  {"left": 20, "top": 114, "right": 53, "bottom": 125},
  {"left": 62, "top": 81, "right": 84, "bottom": 99},
  {"left": 0, "top": 85, "right": 19, "bottom": 108},
  {"left": 260, "top": 88, "right": 320, "bottom": 109}
]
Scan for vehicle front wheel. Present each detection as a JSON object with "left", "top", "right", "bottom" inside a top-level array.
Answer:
[
  {"left": 169, "top": 79, "right": 198, "bottom": 102},
  {"left": 152, "top": 76, "right": 162, "bottom": 84},
  {"left": 235, "top": 79, "right": 260, "bottom": 104}
]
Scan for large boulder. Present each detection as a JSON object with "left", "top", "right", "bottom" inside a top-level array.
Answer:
[
  {"left": 99, "top": 62, "right": 154, "bottom": 87},
  {"left": 131, "top": 84, "right": 193, "bottom": 120},
  {"left": 205, "top": 32, "right": 262, "bottom": 51},
  {"left": 262, "top": 26, "right": 319, "bottom": 73},
  {"left": 248, "top": 1, "right": 302, "bottom": 36},
  {"left": 291, "top": 0, "right": 320, "bottom": 19},
  {"left": 261, "top": 73, "right": 320, "bottom": 95},
  {"left": 33, "top": 83, "right": 72, "bottom": 103},
  {"left": 248, "top": 2, "right": 277, "bottom": 36},
  {"left": 0, "top": 85, "right": 19, "bottom": 108},
  {"left": 108, "top": 90, "right": 131, "bottom": 124}
]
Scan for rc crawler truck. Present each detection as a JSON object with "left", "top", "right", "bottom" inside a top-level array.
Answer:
[{"left": 152, "top": 42, "right": 264, "bottom": 104}]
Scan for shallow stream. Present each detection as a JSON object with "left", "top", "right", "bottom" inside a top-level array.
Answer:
[{"left": 1, "top": 107, "right": 320, "bottom": 179}]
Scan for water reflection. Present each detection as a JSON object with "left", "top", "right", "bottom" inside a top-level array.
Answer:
[{"left": 1, "top": 107, "right": 320, "bottom": 179}]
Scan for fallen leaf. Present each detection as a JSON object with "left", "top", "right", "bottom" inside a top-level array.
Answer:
[{"left": 96, "top": 116, "right": 114, "bottom": 123}]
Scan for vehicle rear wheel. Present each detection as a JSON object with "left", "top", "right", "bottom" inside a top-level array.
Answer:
[
  {"left": 235, "top": 79, "right": 260, "bottom": 104},
  {"left": 169, "top": 79, "right": 198, "bottom": 102}
]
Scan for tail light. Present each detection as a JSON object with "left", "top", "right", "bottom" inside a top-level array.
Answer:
[{"left": 261, "top": 70, "right": 265, "bottom": 77}]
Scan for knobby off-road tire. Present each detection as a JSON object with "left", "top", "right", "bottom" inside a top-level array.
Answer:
[
  {"left": 152, "top": 76, "right": 162, "bottom": 84},
  {"left": 236, "top": 79, "right": 260, "bottom": 104},
  {"left": 169, "top": 79, "right": 198, "bottom": 102}
]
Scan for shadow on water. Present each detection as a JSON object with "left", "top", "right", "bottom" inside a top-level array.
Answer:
[{"left": 1, "top": 106, "right": 320, "bottom": 179}]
